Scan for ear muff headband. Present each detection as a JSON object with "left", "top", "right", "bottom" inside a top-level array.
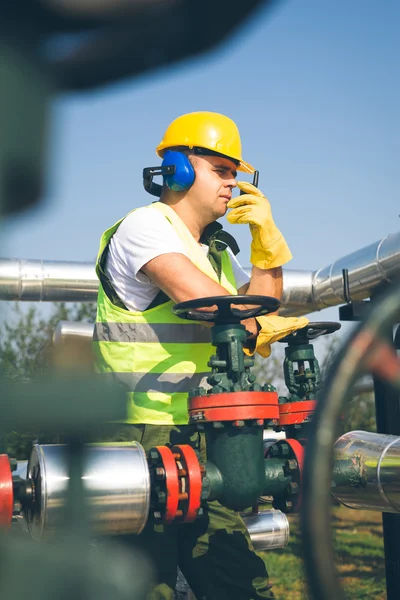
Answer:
[{"left": 162, "top": 150, "right": 195, "bottom": 191}]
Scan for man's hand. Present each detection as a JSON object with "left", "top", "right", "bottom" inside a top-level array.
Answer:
[
  {"left": 226, "top": 182, "right": 292, "bottom": 270},
  {"left": 244, "top": 315, "right": 310, "bottom": 358}
]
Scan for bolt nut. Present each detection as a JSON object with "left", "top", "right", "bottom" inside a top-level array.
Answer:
[
  {"left": 269, "top": 445, "right": 279, "bottom": 457},
  {"left": 283, "top": 459, "right": 298, "bottom": 474},
  {"left": 155, "top": 467, "right": 165, "bottom": 480},
  {"left": 197, "top": 508, "right": 204, "bottom": 517},
  {"left": 157, "top": 491, "right": 166, "bottom": 505},
  {"left": 148, "top": 449, "right": 159, "bottom": 464},
  {"left": 287, "top": 482, "right": 299, "bottom": 495},
  {"left": 232, "top": 420, "right": 245, "bottom": 428},
  {"left": 284, "top": 500, "right": 293, "bottom": 512},
  {"left": 280, "top": 444, "right": 290, "bottom": 457},
  {"left": 153, "top": 511, "right": 162, "bottom": 520},
  {"left": 212, "top": 421, "right": 224, "bottom": 429}
]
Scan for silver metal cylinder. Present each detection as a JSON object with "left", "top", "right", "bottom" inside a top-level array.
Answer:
[
  {"left": 26, "top": 443, "right": 150, "bottom": 540},
  {"left": 53, "top": 320, "right": 94, "bottom": 347},
  {"left": 332, "top": 430, "right": 400, "bottom": 513},
  {"left": 0, "top": 258, "right": 98, "bottom": 302},
  {"left": 2, "top": 231, "right": 400, "bottom": 317},
  {"left": 242, "top": 509, "right": 289, "bottom": 550}
]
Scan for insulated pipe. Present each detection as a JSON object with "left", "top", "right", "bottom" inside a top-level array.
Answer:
[
  {"left": 53, "top": 320, "right": 94, "bottom": 347},
  {"left": 332, "top": 430, "right": 400, "bottom": 513},
  {"left": 242, "top": 510, "right": 289, "bottom": 550},
  {"left": 1, "top": 232, "right": 400, "bottom": 315},
  {"left": 0, "top": 259, "right": 98, "bottom": 302},
  {"left": 26, "top": 443, "right": 151, "bottom": 540},
  {"left": 280, "top": 230, "right": 400, "bottom": 315}
]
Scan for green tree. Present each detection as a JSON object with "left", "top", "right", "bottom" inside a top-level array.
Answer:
[{"left": 0, "top": 302, "right": 96, "bottom": 457}]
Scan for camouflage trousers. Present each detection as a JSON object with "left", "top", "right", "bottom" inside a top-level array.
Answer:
[{"left": 109, "top": 424, "right": 275, "bottom": 600}]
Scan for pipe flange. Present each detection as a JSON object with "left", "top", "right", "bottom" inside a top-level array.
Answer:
[
  {"left": 149, "top": 446, "right": 180, "bottom": 523},
  {"left": 189, "top": 391, "right": 279, "bottom": 425},
  {"left": 265, "top": 439, "right": 304, "bottom": 513},
  {"left": 171, "top": 444, "right": 204, "bottom": 522},
  {"left": 150, "top": 445, "right": 205, "bottom": 523},
  {"left": 278, "top": 400, "right": 316, "bottom": 426},
  {"left": 0, "top": 455, "right": 13, "bottom": 529}
]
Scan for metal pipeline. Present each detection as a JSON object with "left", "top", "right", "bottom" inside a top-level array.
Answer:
[
  {"left": 332, "top": 430, "right": 400, "bottom": 513},
  {"left": 53, "top": 320, "right": 94, "bottom": 347},
  {"left": 242, "top": 510, "right": 289, "bottom": 550},
  {"left": 0, "top": 259, "right": 98, "bottom": 302},
  {"left": 280, "top": 230, "right": 400, "bottom": 315},
  {"left": 1, "top": 232, "right": 400, "bottom": 315},
  {"left": 26, "top": 443, "right": 151, "bottom": 540}
]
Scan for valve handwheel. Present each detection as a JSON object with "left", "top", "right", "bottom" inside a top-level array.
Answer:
[
  {"left": 278, "top": 322, "right": 341, "bottom": 344},
  {"left": 172, "top": 295, "right": 280, "bottom": 324}
]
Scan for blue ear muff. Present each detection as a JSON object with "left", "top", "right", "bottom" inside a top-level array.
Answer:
[{"left": 162, "top": 150, "right": 195, "bottom": 192}]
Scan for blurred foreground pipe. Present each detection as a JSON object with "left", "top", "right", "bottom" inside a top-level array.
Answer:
[
  {"left": 242, "top": 510, "right": 289, "bottom": 550},
  {"left": 332, "top": 430, "right": 400, "bottom": 513},
  {"left": 1, "top": 232, "right": 400, "bottom": 315}
]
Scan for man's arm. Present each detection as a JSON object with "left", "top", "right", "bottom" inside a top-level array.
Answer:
[
  {"left": 141, "top": 253, "right": 260, "bottom": 337},
  {"left": 238, "top": 266, "right": 282, "bottom": 314}
]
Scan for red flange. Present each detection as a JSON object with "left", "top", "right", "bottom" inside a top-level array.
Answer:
[
  {"left": 154, "top": 446, "right": 179, "bottom": 523},
  {"left": 190, "top": 391, "right": 279, "bottom": 410},
  {"left": 189, "top": 391, "right": 279, "bottom": 423},
  {"left": 285, "top": 438, "right": 304, "bottom": 479},
  {"left": 278, "top": 400, "right": 316, "bottom": 425},
  {"left": 172, "top": 444, "right": 202, "bottom": 523},
  {"left": 0, "top": 455, "right": 13, "bottom": 529},
  {"left": 286, "top": 438, "right": 304, "bottom": 509},
  {"left": 191, "top": 405, "right": 279, "bottom": 422}
]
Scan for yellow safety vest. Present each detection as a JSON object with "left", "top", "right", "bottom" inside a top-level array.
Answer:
[{"left": 93, "top": 202, "right": 238, "bottom": 425}]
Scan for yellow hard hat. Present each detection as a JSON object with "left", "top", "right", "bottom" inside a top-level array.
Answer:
[{"left": 156, "top": 111, "right": 255, "bottom": 174}]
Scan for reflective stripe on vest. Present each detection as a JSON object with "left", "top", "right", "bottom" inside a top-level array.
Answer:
[{"left": 94, "top": 322, "right": 211, "bottom": 344}]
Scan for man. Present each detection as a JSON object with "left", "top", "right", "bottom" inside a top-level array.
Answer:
[{"left": 93, "top": 111, "right": 307, "bottom": 599}]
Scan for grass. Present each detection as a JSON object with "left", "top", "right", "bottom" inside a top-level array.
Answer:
[{"left": 260, "top": 505, "right": 386, "bottom": 599}]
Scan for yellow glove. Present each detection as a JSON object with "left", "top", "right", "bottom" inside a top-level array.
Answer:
[
  {"left": 226, "top": 181, "right": 292, "bottom": 270},
  {"left": 244, "top": 315, "right": 309, "bottom": 358}
]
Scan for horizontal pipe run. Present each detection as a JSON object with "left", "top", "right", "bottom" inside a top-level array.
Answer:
[
  {"left": 0, "top": 259, "right": 98, "bottom": 302},
  {"left": 1, "top": 232, "right": 400, "bottom": 316}
]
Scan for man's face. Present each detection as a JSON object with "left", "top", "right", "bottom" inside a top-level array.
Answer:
[{"left": 187, "top": 154, "right": 238, "bottom": 222}]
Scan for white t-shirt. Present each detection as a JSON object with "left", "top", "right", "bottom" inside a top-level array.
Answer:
[{"left": 105, "top": 206, "right": 250, "bottom": 311}]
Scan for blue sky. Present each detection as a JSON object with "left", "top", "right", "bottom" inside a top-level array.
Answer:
[{"left": 2, "top": 0, "right": 399, "bottom": 337}]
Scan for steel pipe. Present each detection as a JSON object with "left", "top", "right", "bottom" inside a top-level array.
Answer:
[
  {"left": 242, "top": 509, "right": 289, "bottom": 550},
  {"left": 53, "top": 321, "right": 94, "bottom": 347},
  {"left": 281, "top": 231, "right": 400, "bottom": 315},
  {"left": 332, "top": 430, "right": 400, "bottom": 513},
  {"left": 26, "top": 443, "right": 150, "bottom": 540},
  {"left": 1, "top": 232, "right": 400, "bottom": 316},
  {"left": 0, "top": 259, "right": 98, "bottom": 302}
]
